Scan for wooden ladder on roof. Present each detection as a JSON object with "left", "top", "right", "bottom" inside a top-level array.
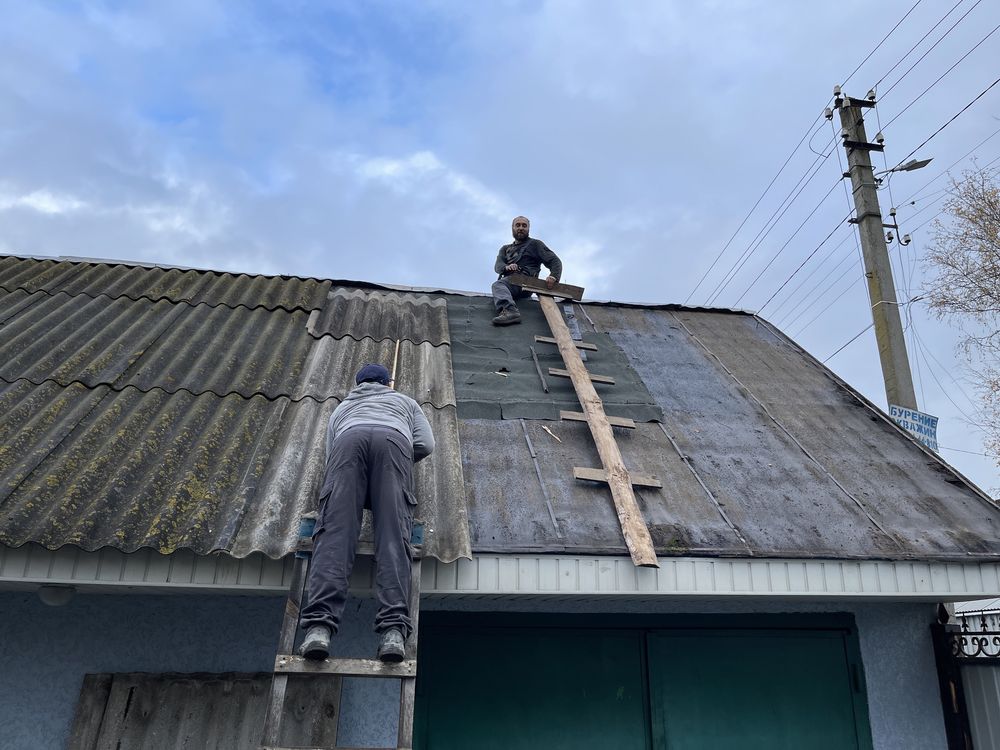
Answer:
[
  {"left": 260, "top": 514, "right": 423, "bottom": 750},
  {"left": 508, "top": 273, "right": 660, "bottom": 568}
]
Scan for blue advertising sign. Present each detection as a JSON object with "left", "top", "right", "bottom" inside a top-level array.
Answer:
[{"left": 888, "top": 404, "right": 939, "bottom": 453}]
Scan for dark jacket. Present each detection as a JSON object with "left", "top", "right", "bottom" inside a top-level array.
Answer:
[{"left": 494, "top": 238, "right": 562, "bottom": 282}]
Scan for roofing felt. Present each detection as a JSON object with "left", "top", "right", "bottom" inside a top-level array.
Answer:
[
  {"left": 446, "top": 294, "right": 663, "bottom": 422},
  {"left": 0, "top": 258, "right": 470, "bottom": 562},
  {"left": 457, "top": 303, "right": 999, "bottom": 561}
]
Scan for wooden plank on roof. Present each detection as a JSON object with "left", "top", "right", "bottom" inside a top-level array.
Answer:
[
  {"left": 505, "top": 272, "right": 585, "bottom": 301},
  {"left": 538, "top": 295, "right": 658, "bottom": 568}
]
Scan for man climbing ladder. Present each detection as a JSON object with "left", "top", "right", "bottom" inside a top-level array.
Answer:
[{"left": 299, "top": 363, "right": 435, "bottom": 663}]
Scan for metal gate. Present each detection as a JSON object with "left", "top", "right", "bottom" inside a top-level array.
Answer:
[{"left": 933, "top": 606, "right": 1000, "bottom": 750}]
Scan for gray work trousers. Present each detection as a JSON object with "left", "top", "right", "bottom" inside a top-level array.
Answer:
[
  {"left": 491, "top": 278, "right": 528, "bottom": 311},
  {"left": 300, "top": 425, "right": 416, "bottom": 638}
]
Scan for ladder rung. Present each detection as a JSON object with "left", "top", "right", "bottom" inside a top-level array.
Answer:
[
  {"left": 573, "top": 466, "right": 662, "bottom": 489},
  {"left": 548, "top": 367, "right": 615, "bottom": 385},
  {"left": 297, "top": 540, "right": 423, "bottom": 561},
  {"left": 534, "top": 335, "right": 598, "bottom": 351},
  {"left": 560, "top": 410, "right": 635, "bottom": 429},
  {"left": 274, "top": 655, "right": 417, "bottom": 677}
]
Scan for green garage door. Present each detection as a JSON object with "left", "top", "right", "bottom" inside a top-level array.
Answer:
[
  {"left": 648, "top": 630, "right": 869, "bottom": 750},
  {"left": 415, "top": 627, "right": 650, "bottom": 750},
  {"left": 415, "top": 618, "right": 872, "bottom": 750}
]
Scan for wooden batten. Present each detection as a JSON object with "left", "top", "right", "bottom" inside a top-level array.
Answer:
[
  {"left": 548, "top": 367, "right": 615, "bottom": 385},
  {"left": 574, "top": 466, "right": 662, "bottom": 489},
  {"left": 535, "top": 335, "right": 598, "bottom": 351},
  {"left": 561, "top": 410, "right": 635, "bottom": 429}
]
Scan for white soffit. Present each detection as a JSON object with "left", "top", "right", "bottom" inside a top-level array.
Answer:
[{"left": 2, "top": 544, "right": 1000, "bottom": 601}]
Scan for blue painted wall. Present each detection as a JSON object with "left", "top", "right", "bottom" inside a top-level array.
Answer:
[
  {"left": 0, "top": 591, "right": 945, "bottom": 750},
  {"left": 0, "top": 591, "right": 400, "bottom": 749}
]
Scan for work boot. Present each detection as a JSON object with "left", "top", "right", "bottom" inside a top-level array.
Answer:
[
  {"left": 377, "top": 628, "right": 406, "bottom": 663},
  {"left": 300, "top": 625, "right": 331, "bottom": 661},
  {"left": 492, "top": 306, "right": 521, "bottom": 326}
]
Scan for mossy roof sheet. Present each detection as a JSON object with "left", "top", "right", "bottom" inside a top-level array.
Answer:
[{"left": 0, "top": 257, "right": 469, "bottom": 561}]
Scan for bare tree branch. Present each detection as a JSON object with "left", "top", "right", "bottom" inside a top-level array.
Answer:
[{"left": 922, "top": 165, "right": 1000, "bottom": 468}]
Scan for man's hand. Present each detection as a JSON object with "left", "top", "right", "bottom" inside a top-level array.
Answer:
[
  {"left": 546, "top": 275, "right": 557, "bottom": 289},
  {"left": 505, "top": 263, "right": 519, "bottom": 272}
]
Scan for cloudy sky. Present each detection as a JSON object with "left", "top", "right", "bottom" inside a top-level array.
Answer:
[{"left": 2, "top": 0, "right": 999, "bottom": 490}]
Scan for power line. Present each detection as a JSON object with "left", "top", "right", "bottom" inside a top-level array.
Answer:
[
  {"left": 882, "top": 18, "right": 1000, "bottom": 131},
  {"left": 879, "top": 0, "right": 983, "bottom": 99},
  {"left": 685, "top": 117, "right": 828, "bottom": 304},
  {"left": 688, "top": 1, "right": 928, "bottom": 306},
  {"left": 912, "top": 325, "right": 980, "bottom": 412},
  {"left": 765, "top": 231, "right": 854, "bottom": 319},
  {"left": 774, "top": 244, "right": 858, "bottom": 327},
  {"left": 906, "top": 303, "right": 928, "bottom": 407},
  {"left": 786, "top": 258, "right": 863, "bottom": 336},
  {"left": 755, "top": 212, "right": 852, "bottom": 314},
  {"left": 890, "top": 75, "right": 1000, "bottom": 171},
  {"left": 873, "top": 0, "right": 963, "bottom": 91},
  {"left": 732, "top": 181, "right": 845, "bottom": 306},
  {"left": 910, "top": 326, "right": 982, "bottom": 423},
  {"left": 899, "top": 152, "right": 1000, "bottom": 234},
  {"left": 903, "top": 136, "right": 1000, "bottom": 204},
  {"left": 824, "top": 323, "right": 875, "bottom": 362},
  {"left": 940, "top": 444, "right": 990, "bottom": 456},
  {"left": 848, "top": 0, "right": 926, "bottom": 89},
  {"left": 703, "top": 152, "right": 834, "bottom": 306}
]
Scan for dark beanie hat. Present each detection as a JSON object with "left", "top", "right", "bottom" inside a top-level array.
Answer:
[{"left": 356, "top": 363, "right": 391, "bottom": 386}]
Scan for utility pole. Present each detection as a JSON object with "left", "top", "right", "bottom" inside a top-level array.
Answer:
[{"left": 833, "top": 90, "right": 918, "bottom": 411}]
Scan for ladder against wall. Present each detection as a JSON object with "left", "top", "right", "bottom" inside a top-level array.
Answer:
[
  {"left": 507, "top": 274, "right": 660, "bottom": 568},
  {"left": 260, "top": 515, "right": 423, "bottom": 750}
]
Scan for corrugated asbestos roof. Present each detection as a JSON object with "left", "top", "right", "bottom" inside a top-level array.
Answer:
[
  {"left": 308, "top": 287, "right": 451, "bottom": 346},
  {"left": 0, "top": 255, "right": 331, "bottom": 311},
  {"left": 1, "top": 253, "right": 997, "bottom": 565},
  {"left": 0, "top": 257, "right": 469, "bottom": 562}
]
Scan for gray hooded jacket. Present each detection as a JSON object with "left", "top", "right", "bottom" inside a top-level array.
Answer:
[{"left": 326, "top": 382, "right": 435, "bottom": 462}]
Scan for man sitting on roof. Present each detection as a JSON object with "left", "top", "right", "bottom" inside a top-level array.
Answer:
[
  {"left": 300, "top": 363, "right": 435, "bottom": 663},
  {"left": 491, "top": 215, "right": 562, "bottom": 326}
]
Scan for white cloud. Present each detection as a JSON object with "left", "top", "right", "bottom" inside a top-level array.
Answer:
[
  {"left": 0, "top": 189, "right": 87, "bottom": 215},
  {"left": 353, "top": 150, "right": 510, "bottom": 221}
]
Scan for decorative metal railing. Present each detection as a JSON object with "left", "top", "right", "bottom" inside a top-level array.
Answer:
[{"left": 948, "top": 613, "right": 1000, "bottom": 661}]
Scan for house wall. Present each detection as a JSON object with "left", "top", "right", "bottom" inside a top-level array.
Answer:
[
  {"left": 0, "top": 590, "right": 398, "bottom": 750},
  {"left": 0, "top": 591, "right": 945, "bottom": 750}
]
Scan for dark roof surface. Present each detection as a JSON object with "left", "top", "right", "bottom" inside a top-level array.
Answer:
[
  {"left": 0, "top": 254, "right": 997, "bottom": 564},
  {"left": 448, "top": 295, "right": 662, "bottom": 422},
  {"left": 460, "top": 304, "right": 1000, "bottom": 560}
]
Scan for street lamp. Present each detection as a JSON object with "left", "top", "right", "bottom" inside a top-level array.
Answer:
[
  {"left": 876, "top": 157, "right": 934, "bottom": 176},
  {"left": 875, "top": 157, "right": 932, "bottom": 245}
]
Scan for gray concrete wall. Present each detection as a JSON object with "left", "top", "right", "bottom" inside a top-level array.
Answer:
[
  {"left": 0, "top": 591, "right": 402, "bottom": 750},
  {"left": 0, "top": 591, "right": 945, "bottom": 750}
]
